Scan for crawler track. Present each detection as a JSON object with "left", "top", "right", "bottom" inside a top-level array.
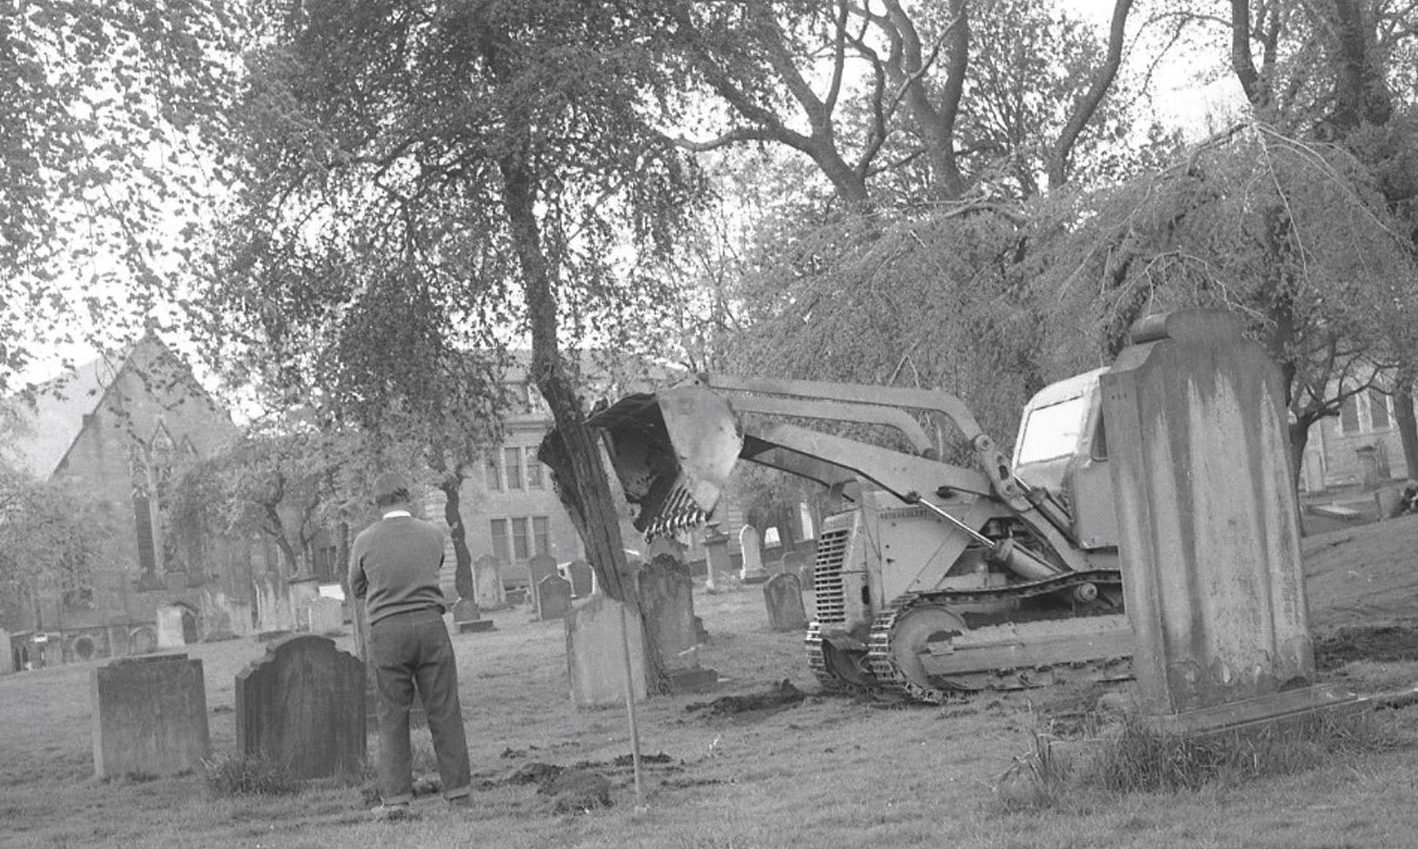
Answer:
[{"left": 808, "top": 569, "right": 1130, "bottom": 704}]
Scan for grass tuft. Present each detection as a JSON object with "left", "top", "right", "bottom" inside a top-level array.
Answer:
[
  {"left": 996, "top": 706, "right": 1407, "bottom": 811},
  {"left": 203, "top": 751, "right": 306, "bottom": 797},
  {"left": 1083, "top": 708, "right": 1404, "bottom": 794},
  {"left": 995, "top": 731, "right": 1072, "bottom": 811}
]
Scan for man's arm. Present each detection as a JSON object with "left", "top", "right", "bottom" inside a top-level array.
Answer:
[{"left": 348, "top": 535, "right": 368, "bottom": 600}]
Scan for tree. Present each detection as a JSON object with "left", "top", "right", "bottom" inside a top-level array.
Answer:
[
  {"left": 0, "top": 0, "right": 242, "bottom": 391},
  {"left": 670, "top": 0, "right": 1151, "bottom": 205},
  {"left": 0, "top": 469, "right": 111, "bottom": 629},
  {"left": 205, "top": 0, "right": 709, "bottom": 689}
]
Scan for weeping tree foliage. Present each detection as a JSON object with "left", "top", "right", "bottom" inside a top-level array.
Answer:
[
  {"left": 0, "top": 469, "right": 111, "bottom": 627},
  {"left": 0, "top": 0, "right": 242, "bottom": 390},
  {"left": 1048, "top": 123, "right": 1418, "bottom": 477},
  {"left": 726, "top": 206, "right": 1056, "bottom": 450}
]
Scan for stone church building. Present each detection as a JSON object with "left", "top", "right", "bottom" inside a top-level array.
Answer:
[{"left": 1, "top": 335, "right": 257, "bottom": 668}]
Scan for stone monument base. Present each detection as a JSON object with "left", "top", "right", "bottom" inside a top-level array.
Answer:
[{"left": 1144, "top": 683, "right": 1361, "bottom": 737}]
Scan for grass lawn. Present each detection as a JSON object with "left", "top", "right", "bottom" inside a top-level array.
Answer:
[{"left": 5, "top": 518, "right": 1418, "bottom": 848}]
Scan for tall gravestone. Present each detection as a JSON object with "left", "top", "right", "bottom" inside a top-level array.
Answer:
[
  {"left": 527, "top": 553, "right": 558, "bottom": 590},
  {"left": 236, "top": 635, "right": 366, "bottom": 779},
  {"left": 474, "top": 554, "right": 505, "bottom": 610},
  {"left": 536, "top": 575, "right": 574, "bottom": 621},
  {"left": 155, "top": 605, "right": 187, "bottom": 649},
  {"left": 739, "top": 526, "right": 767, "bottom": 584},
  {"left": 763, "top": 572, "right": 808, "bottom": 632},
  {"left": 1102, "top": 309, "right": 1356, "bottom": 733},
  {"left": 566, "top": 560, "right": 594, "bottom": 598},
  {"left": 303, "top": 597, "right": 345, "bottom": 635},
  {"left": 92, "top": 654, "right": 209, "bottom": 779},
  {"left": 702, "top": 526, "right": 730, "bottom": 591},
  {"left": 565, "top": 594, "right": 648, "bottom": 708},
  {"left": 0, "top": 628, "right": 13, "bottom": 674},
  {"left": 636, "top": 555, "right": 716, "bottom": 695}
]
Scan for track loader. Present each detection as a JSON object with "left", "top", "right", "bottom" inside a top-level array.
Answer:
[{"left": 582, "top": 372, "right": 1132, "bottom": 702}]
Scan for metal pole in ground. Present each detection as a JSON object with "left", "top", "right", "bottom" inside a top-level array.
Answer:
[{"left": 618, "top": 602, "right": 646, "bottom": 808}]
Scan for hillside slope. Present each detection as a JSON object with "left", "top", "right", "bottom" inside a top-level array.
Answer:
[{"left": 1304, "top": 513, "right": 1418, "bottom": 631}]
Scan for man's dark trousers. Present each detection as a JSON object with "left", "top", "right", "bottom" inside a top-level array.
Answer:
[{"left": 370, "top": 608, "right": 471, "bottom": 804}]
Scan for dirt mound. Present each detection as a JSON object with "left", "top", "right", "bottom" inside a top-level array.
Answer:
[
  {"left": 1315, "top": 625, "right": 1418, "bottom": 670},
  {"left": 685, "top": 680, "right": 806, "bottom": 716}
]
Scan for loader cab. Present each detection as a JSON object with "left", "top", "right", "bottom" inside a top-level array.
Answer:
[{"left": 1011, "top": 368, "right": 1118, "bottom": 550}]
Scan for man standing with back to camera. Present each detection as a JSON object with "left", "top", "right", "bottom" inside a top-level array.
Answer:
[{"left": 349, "top": 471, "right": 471, "bottom": 820}]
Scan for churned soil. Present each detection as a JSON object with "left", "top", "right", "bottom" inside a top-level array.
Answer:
[{"left": 1314, "top": 625, "right": 1418, "bottom": 671}]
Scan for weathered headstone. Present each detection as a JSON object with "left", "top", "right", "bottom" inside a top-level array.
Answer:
[
  {"left": 128, "top": 626, "right": 158, "bottom": 655},
  {"left": 703, "top": 527, "right": 731, "bottom": 591},
  {"left": 565, "top": 594, "right": 647, "bottom": 708},
  {"left": 253, "top": 575, "right": 296, "bottom": 632},
  {"left": 235, "top": 635, "right": 366, "bottom": 779},
  {"left": 1102, "top": 309, "right": 1357, "bottom": 733},
  {"left": 155, "top": 605, "right": 187, "bottom": 649},
  {"left": 474, "top": 554, "right": 506, "bottom": 610},
  {"left": 528, "top": 552, "right": 558, "bottom": 589},
  {"left": 782, "top": 551, "right": 810, "bottom": 584},
  {"left": 763, "top": 572, "right": 808, "bottom": 632},
  {"left": 566, "top": 560, "right": 594, "bottom": 598},
  {"left": 637, "top": 558, "right": 702, "bottom": 665},
  {"left": 453, "top": 598, "right": 495, "bottom": 633},
  {"left": 0, "top": 628, "right": 13, "bottom": 674},
  {"left": 303, "top": 597, "right": 345, "bottom": 635},
  {"left": 739, "top": 526, "right": 767, "bottom": 584},
  {"left": 797, "top": 501, "right": 816, "bottom": 541},
  {"left": 92, "top": 654, "right": 209, "bottom": 779},
  {"left": 535, "top": 575, "right": 574, "bottom": 621}
]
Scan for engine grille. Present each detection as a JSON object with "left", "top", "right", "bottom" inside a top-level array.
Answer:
[{"left": 813, "top": 527, "right": 851, "bottom": 624}]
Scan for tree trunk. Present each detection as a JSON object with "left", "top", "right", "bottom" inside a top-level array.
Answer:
[
  {"left": 1394, "top": 379, "right": 1418, "bottom": 480},
  {"left": 440, "top": 474, "right": 474, "bottom": 601},
  {"left": 495, "top": 137, "right": 669, "bottom": 693}
]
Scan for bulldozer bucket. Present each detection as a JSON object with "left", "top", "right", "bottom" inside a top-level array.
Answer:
[{"left": 589, "top": 385, "right": 744, "bottom": 538}]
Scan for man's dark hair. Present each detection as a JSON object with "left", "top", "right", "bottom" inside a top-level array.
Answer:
[{"left": 375, "top": 488, "right": 410, "bottom": 509}]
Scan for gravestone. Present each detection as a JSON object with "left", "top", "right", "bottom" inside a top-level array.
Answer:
[
  {"left": 0, "top": 628, "right": 13, "bottom": 674},
  {"left": 128, "top": 626, "right": 158, "bottom": 655},
  {"left": 702, "top": 526, "right": 731, "bottom": 591},
  {"left": 738, "top": 526, "right": 767, "bottom": 584},
  {"left": 1102, "top": 309, "right": 1357, "bottom": 733},
  {"left": 253, "top": 575, "right": 297, "bottom": 632},
  {"left": 155, "top": 605, "right": 188, "bottom": 649},
  {"left": 783, "top": 551, "right": 810, "bottom": 585},
  {"left": 474, "top": 554, "right": 506, "bottom": 610},
  {"left": 565, "top": 594, "right": 647, "bottom": 708},
  {"left": 453, "top": 598, "right": 495, "bottom": 634},
  {"left": 303, "top": 597, "right": 344, "bottom": 635},
  {"left": 566, "top": 560, "right": 594, "bottom": 598},
  {"left": 763, "top": 572, "right": 808, "bottom": 632},
  {"left": 527, "top": 553, "right": 559, "bottom": 589},
  {"left": 535, "top": 575, "right": 573, "bottom": 621},
  {"left": 235, "top": 635, "right": 366, "bottom": 779},
  {"left": 637, "top": 557, "right": 702, "bottom": 665},
  {"left": 92, "top": 654, "right": 209, "bottom": 779},
  {"left": 797, "top": 501, "right": 816, "bottom": 541}
]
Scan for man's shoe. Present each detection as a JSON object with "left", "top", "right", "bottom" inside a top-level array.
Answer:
[{"left": 372, "top": 803, "right": 415, "bottom": 822}]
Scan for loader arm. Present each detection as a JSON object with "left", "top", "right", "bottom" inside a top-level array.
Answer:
[{"left": 585, "top": 375, "right": 1063, "bottom": 547}]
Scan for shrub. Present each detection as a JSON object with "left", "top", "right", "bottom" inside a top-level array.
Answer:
[{"left": 203, "top": 751, "right": 305, "bottom": 797}]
